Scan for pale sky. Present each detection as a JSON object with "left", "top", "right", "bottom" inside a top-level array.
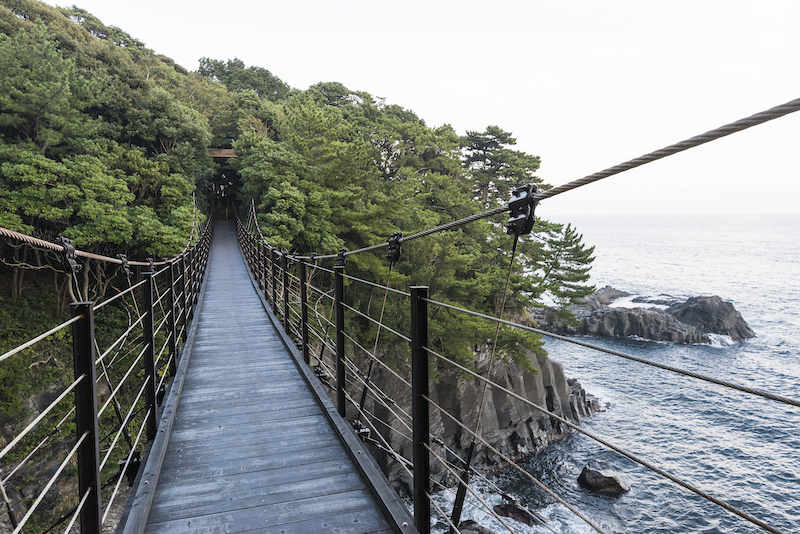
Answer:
[{"left": 44, "top": 0, "right": 800, "bottom": 215}]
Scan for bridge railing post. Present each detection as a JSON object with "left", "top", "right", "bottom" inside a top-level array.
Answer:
[
  {"left": 299, "top": 260, "right": 309, "bottom": 364},
  {"left": 178, "top": 254, "right": 188, "bottom": 342},
  {"left": 282, "top": 253, "right": 290, "bottom": 331},
  {"left": 166, "top": 259, "right": 178, "bottom": 377},
  {"left": 258, "top": 241, "right": 265, "bottom": 293},
  {"left": 71, "top": 301, "right": 102, "bottom": 534},
  {"left": 410, "top": 286, "right": 430, "bottom": 534},
  {"left": 142, "top": 271, "right": 158, "bottom": 441},
  {"left": 334, "top": 252, "right": 346, "bottom": 417},
  {"left": 271, "top": 249, "right": 278, "bottom": 316},
  {"left": 186, "top": 249, "right": 195, "bottom": 321}
]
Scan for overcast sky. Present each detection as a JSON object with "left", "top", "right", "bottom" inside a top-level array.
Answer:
[{"left": 45, "top": 0, "right": 800, "bottom": 216}]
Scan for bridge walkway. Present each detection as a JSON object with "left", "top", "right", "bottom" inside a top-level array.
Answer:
[{"left": 127, "top": 221, "right": 411, "bottom": 533}]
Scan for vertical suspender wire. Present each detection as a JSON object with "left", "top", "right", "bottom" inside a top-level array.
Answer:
[
  {"left": 358, "top": 265, "right": 394, "bottom": 412},
  {"left": 450, "top": 234, "right": 520, "bottom": 532}
]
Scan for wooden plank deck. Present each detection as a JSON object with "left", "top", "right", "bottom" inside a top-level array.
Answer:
[{"left": 131, "top": 220, "right": 411, "bottom": 534}]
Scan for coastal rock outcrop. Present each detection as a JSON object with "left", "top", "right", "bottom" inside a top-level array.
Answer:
[
  {"left": 666, "top": 296, "right": 755, "bottom": 340},
  {"left": 578, "top": 459, "right": 631, "bottom": 496},
  {"left": 534, "top": 286, "right": 755, "bottom": 344}
]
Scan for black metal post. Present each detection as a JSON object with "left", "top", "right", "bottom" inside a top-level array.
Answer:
[
  {"left": 258, "top": 242, "right": 266, "bottom": 292},
  {"left": 166, "top": 260, "right": 177, "bottom": 376},
  {"left": 410, "top": 286, "right": 430, "bottom": 534},
  {"left": 142, "top": 272, "right": 158, "bottom": 440},
  {"left": 192, "top": 246, "right": 200, "bottom": 306},
  {"left": 179, "top": 254, "right": 188, "bottom": 342},
  {"left": 186, "top": 249, "right": 195, "bottom": 321},
  {"left": 282, "top": 253, "right": 289, "bottom": 331},
  {"left": 334, "top": 258, "right": 346, "bottom": 417},
  {"left": 271, "top": 249, "right": 278, "bottom": 315},
  {"left": 71, "top": 302, "right": 102, "bottom": 534},
  {"left": 299, "top": 260, "right": 309, "bottom": 364}
]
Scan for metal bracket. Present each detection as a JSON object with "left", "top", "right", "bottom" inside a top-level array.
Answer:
[
  {"left": 116, "top": 254, "right": 132, "bottom": 278},
  {"left": 507, "top": 183, "right": 538, "bottom": 236},
  {"left": 386, "top": 232, "right": 403, "bottom": 264},
  {"left": 336, "top": 248, "right": 347, "bottom": 267},
  {"left": 55, "top": 237, "right": 82, "bottom": 273},
  {"left": 146, "top": 257, "right": 155, "bottom": 272},
  {"left": 351, "top": 419, "right": 371, "bottom": 442}
]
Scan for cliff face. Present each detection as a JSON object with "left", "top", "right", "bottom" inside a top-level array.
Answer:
[{"left": 355, "top": 345, "right": 600, "bottom": 496}]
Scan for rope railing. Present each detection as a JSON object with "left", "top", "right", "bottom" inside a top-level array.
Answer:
[{"left": 0, "top": 212, "right": 213, "bottom": 534}]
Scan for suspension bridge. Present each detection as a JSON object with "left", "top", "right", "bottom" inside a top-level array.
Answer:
[{"left": 1, "top": 98, "right": 799, "bottom": 534}]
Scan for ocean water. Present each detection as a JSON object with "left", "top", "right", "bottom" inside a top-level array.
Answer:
[{"left": 437, "top": 214, "right": 800, "bottom": 534}]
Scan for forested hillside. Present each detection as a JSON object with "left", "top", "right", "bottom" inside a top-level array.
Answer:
[{"left": 1, "top": 0, "right": 594, "bottom": 364}]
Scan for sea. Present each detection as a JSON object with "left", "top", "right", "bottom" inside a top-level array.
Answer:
[{"left": 432, "top": 213, "right": 800, "bottom": 534}]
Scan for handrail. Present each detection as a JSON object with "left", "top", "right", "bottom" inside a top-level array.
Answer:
[
  {"left": 235, "top": 213, "right": 792, "bottom": 534},
  {"left": 0, "top": 213, "right": 214, "bottom": 533}
]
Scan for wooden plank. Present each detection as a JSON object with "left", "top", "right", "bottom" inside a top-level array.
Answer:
[
  {"left": 145, "top": 489, "right": 385, "bottom": 533},
  {"left": 159, "top": 435, "right": 342, "bottom": 470},
  {"left": 156, "top": 443, "right": 350, "bottom": 483},
  {"left": 152, "top": 458, "right": 353, "bottom": 502},
  {"left": 131, "top": 221, "right": 412, "bottom": 534},
  {"left": 150, "top": 471, "right": 369, "bottom": 523},
  {"left": 166, "top": 413, "right": 335, "bottom": 444}
]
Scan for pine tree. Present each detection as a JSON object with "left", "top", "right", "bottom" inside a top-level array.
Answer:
[{"left": 541, "top": 223, "right": 596, "bottom": 308}]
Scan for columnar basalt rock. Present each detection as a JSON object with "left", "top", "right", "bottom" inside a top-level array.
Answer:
[{"left": 356, "top": 344, "right": 601, "bottom": 496}]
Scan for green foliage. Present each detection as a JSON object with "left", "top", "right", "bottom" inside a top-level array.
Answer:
[
  {"left": 0, "top": 3, "right": 211, "bottom": 259},
  {"left": 222, "top": 75, "right": 593, "bottom": 369},
  {"left": 462, "top": 125, "right": 543, "bottom": 208},
  {"left": 198, "top": 57, "right": 290, "bottom": 102}
]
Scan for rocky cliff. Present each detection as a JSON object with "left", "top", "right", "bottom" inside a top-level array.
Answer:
[
  {"left": 351, "top": 344, "right": 602, "bottom": 496},
  {"left": 534, "top": 286, "right": 754, "bottom": 344}
]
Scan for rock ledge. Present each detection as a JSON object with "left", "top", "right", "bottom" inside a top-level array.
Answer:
[{"left": 534, "top": 286, "right": 755, "bottom": 344}]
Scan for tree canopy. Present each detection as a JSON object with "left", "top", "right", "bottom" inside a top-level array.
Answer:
[{"left": 0, "top": 0, "right": 595, "bottom": 366}]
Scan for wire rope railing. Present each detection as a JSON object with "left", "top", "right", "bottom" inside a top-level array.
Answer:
[
  {"left": 0, "top": 214, "right": 213, "bottom": 533},
  {"left": 236, "top": 184, "right": 796, "bottom": 534}
]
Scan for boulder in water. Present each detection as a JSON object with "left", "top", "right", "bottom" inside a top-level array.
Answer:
[
  {"left": 578, "top": 459, "right": 631, "bottom": 496},
  {"left": 493, "top": 503, "right": 547, "bottom": 526},
  {"left": 458, "top": 520, "right": 497, "bottom": 534}
]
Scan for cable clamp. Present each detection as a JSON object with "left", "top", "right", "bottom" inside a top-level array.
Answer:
[
  {"left": 55, "top": 237, "right": 82, "bottom": 273},
  {"left": 336, "top": 248, "right": 347, "bottom": 267},
  {"left": 506, "top": 183, "right": 538, "bottom": 236},
  {"left": 146, "top": 257, "right": 155, "bottom": 272},
  {"left": 386, "top": 232, "right": 402, "bottom": 264},
  {"left": 116, "top": 254, "right": 132, "bottom": 278}
]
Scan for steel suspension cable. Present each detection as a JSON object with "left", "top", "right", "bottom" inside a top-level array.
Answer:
[
  {"left": 0, "top": 315, "right": 82, "bottom": 364},
  {"left": 538, "top": 96, "right": 800, "bottom": 201},
  {"left": 103, "top": 407, "right": 150, "bottom": 524},
  {"left": 273, "top": 95, "right": 800, "bottom": 262}
]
